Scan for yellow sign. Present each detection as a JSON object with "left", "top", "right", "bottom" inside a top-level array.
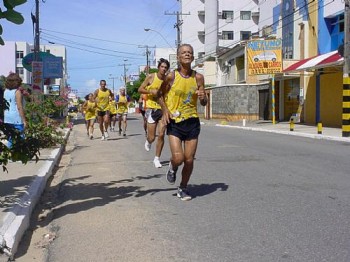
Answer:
[{"left": 247, "top": 39, "right": 282, "bottom": 75}]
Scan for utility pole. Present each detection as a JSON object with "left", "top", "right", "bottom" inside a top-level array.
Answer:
[
  {"left": 108, "top": 74, "right": 118, "bottom": 94},
  {"left": 34, "top": 0, "right": 40, "bottom": 61},
  {"left": 342, "top": 0, "right": 350, "bottom": 137},
  {"left": 165, "top": 0, "right": 190, "bottom": 48},
  {"left": 138, "top": 45, "right": 156, "bottom": 74},
  {"left": 118, "top": 59, "right": 131, "bottom": 87}
]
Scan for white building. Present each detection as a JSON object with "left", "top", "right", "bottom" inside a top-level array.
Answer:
[
  {"left": 0, "top": 41, "right": 67, "bottom": 94},
  {"left": 181, "top": 0, "right": 259, "bottom": 63}
]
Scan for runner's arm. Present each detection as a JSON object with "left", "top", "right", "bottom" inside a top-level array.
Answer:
[{"left": 195, "top": 73, "right": 207, "bottom": 106}]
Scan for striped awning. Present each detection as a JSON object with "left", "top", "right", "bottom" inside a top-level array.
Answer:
[{"left": 283, "top": 51, "right": 344, "bottom": 72}]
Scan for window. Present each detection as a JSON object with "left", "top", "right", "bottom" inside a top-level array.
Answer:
[
  {"left": 16, "top": 51, "right": 24, "bottom": 65},
  {"left": 240, "top": 31, "right": 251, "bottom": 40},
  {"left": 240, "top": 11, "right": 251, "bottom": 20},
  {"left": 16, "top": 67, "right": 24, "bottom": 77},
  {"left": 16, "top": 51, "right": 24, "bottom": 59},
  {"left": 222, "top": 31, "right": 234, "bottom": 40},
  {"left": 222, "top": 10, "right": 234, "bottom": 20}
]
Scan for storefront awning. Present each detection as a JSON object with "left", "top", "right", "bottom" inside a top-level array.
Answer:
[{"left": 283, "top": 51, "right": 344, "bottom": 72}]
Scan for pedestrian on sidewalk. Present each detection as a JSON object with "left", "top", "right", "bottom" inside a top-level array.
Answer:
[
  {"left": 158, "top": 44, "right": 207, "bottom": 201},
  {"left": 82, "top": 93, "right": 97, "bottom": 139},
  {"left": 138, "top": 58, "right": 170, "bottom": 168},
  {"left": 3, "top": 73, "right": 28, "bottom": 148},
  {"left": 115, "top": 87, "right": 130, "bottom": 136},
  {"left": 93, "top": 80, "right": 113, "bottom": 141}
]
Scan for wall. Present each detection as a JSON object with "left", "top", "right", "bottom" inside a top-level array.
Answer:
[
  {"left": 304, "top": 71, "right": 342, "bottom": 127},
  {"left": 0, "top": 42, "right": 16, "bottom": 77},
  {"left": 206, "top": 83, "right": 269, "bottom": 121}
]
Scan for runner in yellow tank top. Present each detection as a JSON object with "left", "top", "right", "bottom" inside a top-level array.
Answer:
[
  {"left": 82, "top": 93, "right": 97, "bottom": 139},
  {"left": 115, "top": 87, "right": 130, "bottom": 136},
  {"left": 93, "top": 80, "right": 113, "bottom": 140},
  {"left": 158, "top": 44, "right": 207, "bottom": 201},
  {"left": 138, "top": 58, "right": 170, "bottom": 168},
  {"left": 108, "top": 95, "right": 117, "bottom": 132}
]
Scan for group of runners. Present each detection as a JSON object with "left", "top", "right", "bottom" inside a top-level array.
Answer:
[
  {"left": 81, "top": 81, "right": 130, "bottom": 140},
  {"left": 82, "top": 44, "right": 207, "bottom": 201}
]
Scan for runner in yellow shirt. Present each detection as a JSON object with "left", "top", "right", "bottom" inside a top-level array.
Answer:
[
  {"left": 82, "top": 93, "right": 97, "bottom": 139},
  {"left": 108, "top": 95, "right": 117, "bottom": 132},
  {"left": 158, "top": 44, "right": 207, "bottom": 201},
  {"left": 138, "top": 58, "right": 170, "bottom": 168},
  {"left": 93, "top": 80, "right": 113, "bottom": 140},
  {"left": 115, "top": 87, "right": 131, "bottom": 136}
]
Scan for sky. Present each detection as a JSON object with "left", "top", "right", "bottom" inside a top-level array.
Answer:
[{"left": 2, "top": 0, "right": 178, "bottom": 96}]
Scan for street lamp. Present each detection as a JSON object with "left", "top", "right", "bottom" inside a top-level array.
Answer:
[{"left": 144, "top": 28, "right": 176, "bottom": 52}]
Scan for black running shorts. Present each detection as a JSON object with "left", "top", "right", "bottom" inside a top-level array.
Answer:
[{"left": 166, "top": 117, "right": 201, "bottom": 141}]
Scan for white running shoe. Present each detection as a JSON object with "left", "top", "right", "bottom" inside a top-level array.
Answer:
[
  {"left": 153, "top": 158, "right": 162, "bottom": 168},
  {"left": 144, "top": 141, "right": 151, "bottom": 152},
  {"left": 101, "top": 135, "right": 105, "bottom": 141},
  {"left": 104, "top": 132, "right": 109, "bottom": 139}
]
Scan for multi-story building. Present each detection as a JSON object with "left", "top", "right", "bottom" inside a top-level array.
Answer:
[
  {"left": 181, "top": 0, "right": 259, "bottom": 62},
  {"left": 0, "top": 41, "right": 67, "bottom": 95}
]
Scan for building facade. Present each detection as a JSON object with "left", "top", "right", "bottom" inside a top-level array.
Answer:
[{"left": 0, "top": 41, "right": 67, "bottom": 94}]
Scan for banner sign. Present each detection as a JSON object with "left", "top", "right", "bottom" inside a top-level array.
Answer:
[{"left": 247, "top": 39, "right": 282, "bottom": 75}]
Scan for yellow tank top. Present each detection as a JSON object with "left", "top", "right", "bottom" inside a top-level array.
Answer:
[
  {"left": 108, "top": 100, "right": 117, "bottom": 114},
  {"left": 166, "top": 70, "right": 198, "bottom": 123},
  {"left": 96, "top": 89, "right": 111, "bottom": 111},
  {"left": 145, "top": 73, "right": 162, "bottom": 109},
  {"left": 116, "top": 95, "right": 128, "bottom": 114},
  {"left": 85, "top": 100, "right": 97, "bottom": 120}
]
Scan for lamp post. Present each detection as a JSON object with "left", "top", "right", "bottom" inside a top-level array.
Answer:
[{"left": 144, "top": 28, "right": 176, "bottom": 51}]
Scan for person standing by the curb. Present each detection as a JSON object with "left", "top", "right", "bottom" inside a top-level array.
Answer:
[
  {"left": 3, "top": 73, "right": 27, "bottom": 148},
  {"left": 138, "top": 58, "right": 170, "bottom": 168},
  {"left": 158, "top": 44, "right": 207, "bottom": 201},
  {"left": 93, "top": 80, "right": 113, "bottom": 141}
]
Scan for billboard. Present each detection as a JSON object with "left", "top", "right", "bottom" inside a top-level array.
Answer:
[{"left": 247, "top": 39, "right": 282, "bottom": 75}]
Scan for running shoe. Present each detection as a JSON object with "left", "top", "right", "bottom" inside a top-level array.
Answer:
[
  {"left": 144, "top": 141, "right": 151, "bottom": 152},
  {"left": 104, "top": 131, "right": 109, "bottom": 139},
  {"left": 123, "top": 131, "right": 126, "bottom": 137},
  {"left": 153, "top": 158, "right": 162, "bottom": 168},
  {"left": 101, "top": 135, "right": 105, "bottom": 141},
  {"left": 119, "top": 129, "right": 122, "bottom": 136},
  {"left": 177, "top": 187, "right": 192, "bottom": 201},
  {"left": 90, "top": 135, "right": 93, "bottom": 140},
  {"left": 166, "top": 164, "right": 177, "bottom": 184}
]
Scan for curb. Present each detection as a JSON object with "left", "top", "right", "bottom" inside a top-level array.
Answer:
[
  {"left": 0, "top": 129, "right": 70, "bottom": 258},
  {"left": 216, "top": 124, "right": 350, "bottom": 143}
]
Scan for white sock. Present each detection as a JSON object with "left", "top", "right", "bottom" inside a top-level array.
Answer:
[{"left": 154, "top": 156, "right": 159, "bottom": 160}]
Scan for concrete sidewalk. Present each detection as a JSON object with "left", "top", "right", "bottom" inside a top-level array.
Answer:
[
  {"left": 204, "top": 119, "right": 350, "bottom": 143},
  {"left": 0, "top": 129, "right": 70, "bottom": 259},
  {"left": 1, "top": 117, "right": 349, "bottom": 259}
]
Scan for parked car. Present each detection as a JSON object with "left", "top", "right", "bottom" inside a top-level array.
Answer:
[
  {"left": 253, "top": 51, "right": 277, "bottom": 62},
  {"left": 68, "top": 106, "right": 78, "bottom": 113}
]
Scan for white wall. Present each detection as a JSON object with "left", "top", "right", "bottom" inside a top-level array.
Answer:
[{"left": 0, "top": 42, "right": 16, "bottom": 78}]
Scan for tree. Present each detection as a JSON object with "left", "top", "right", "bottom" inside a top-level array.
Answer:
[
  {"left": 126, "top": 69, "right": 158, "bottom": 101},
  {"left": 0, "top": 0, "right": 27, "bottom": 45}
]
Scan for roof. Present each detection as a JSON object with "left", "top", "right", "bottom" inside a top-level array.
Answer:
[{"left": 283, "top": 51, "right": 344, "bottom": 72}]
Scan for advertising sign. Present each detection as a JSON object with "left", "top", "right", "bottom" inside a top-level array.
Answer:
[
  {"left": 32, "top": 61, "right": 43, "bottom": 92},
  {"left": 247, "top": 39, "right": 282, "bottom": 75},
  {"left": 43, "top": 56, "right": 63, "bottom": 78},
  {"left": 22, "top": 52, "right": 56, "bottom": 72}
]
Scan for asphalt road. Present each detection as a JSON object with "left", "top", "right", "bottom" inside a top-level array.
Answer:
[{"left": 42, "top": 115, "right": 350, "bottom": 262}]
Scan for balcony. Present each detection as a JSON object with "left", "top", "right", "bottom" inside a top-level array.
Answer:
[
  {"left": 198, "top": 10, "right": 205, "bottom": 16},
  {"left": 251, "top": 12, "right": 259, "bottom": 18}
]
